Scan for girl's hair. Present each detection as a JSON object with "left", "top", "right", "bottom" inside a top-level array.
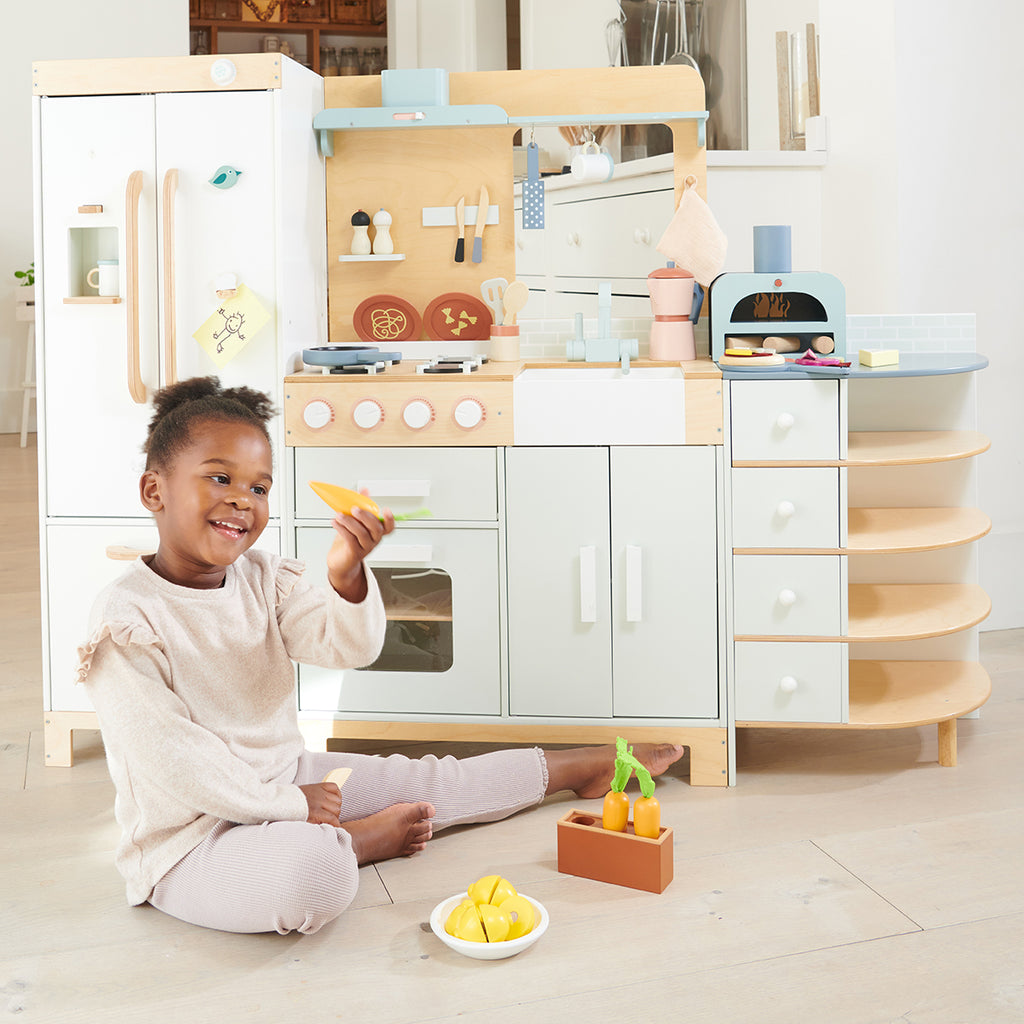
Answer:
[{"left": 144, "top": 376, "right": 276, "bottom": 470}]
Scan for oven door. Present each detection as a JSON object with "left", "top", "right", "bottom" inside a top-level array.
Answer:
[{"left": 294, "top": 526, "right": 501, "bottom": 716}]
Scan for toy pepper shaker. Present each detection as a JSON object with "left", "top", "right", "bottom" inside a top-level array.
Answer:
[{"left": 350, "top": 210, "right": 372, "bottom": 255}]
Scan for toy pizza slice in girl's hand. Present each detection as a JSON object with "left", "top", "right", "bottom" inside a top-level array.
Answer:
[{"left": 309, "top": 481, "right": 431, "bottom": 521}]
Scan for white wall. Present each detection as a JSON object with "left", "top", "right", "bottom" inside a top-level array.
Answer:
[{"left": 0, "top": 1, "right": 188, "bottom": 434}]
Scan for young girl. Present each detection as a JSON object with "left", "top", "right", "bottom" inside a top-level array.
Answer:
[{"left": 77, "top": 376, "right": 683, "bottom": 935}]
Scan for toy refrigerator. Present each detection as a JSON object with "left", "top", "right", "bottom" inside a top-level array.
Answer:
[{"left": 31, "top": 54, "right": 326, "bottom": 764}]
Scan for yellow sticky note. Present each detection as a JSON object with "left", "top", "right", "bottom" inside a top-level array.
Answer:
[{"left": 193, "top": 283, "right": 271, "bottom": 368}]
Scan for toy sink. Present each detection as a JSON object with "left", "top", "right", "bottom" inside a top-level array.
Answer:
[{"left": 513, "top": 367, "right": 686, "bottom": 445}]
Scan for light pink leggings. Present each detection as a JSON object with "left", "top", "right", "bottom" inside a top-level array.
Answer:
[{"left": 149, "top": 746, "right": 548, "bottom": 935}]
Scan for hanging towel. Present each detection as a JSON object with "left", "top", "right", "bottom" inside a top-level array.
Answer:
[{"left": 655, "top": 176, "right": 728, "bottom": 287}]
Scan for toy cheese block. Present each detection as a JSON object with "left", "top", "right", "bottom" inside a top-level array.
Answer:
[
  {"left": 708, "top": 271, "right": 846, "bottom": 364},
  {"left": 557, "top": 810, "right": 674, "bottom": 894}
]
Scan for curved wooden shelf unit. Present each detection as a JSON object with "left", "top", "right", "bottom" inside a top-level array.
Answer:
[
  {"left": 846, "top": 507, "right": 992, "bottom": 553},
  {"left": 847, "top": 660, "right": 991, "bottom": 727},
  {"left": 848, "top": 583, "right": 991, "bottom": 641},
  {"left": 846, "top": 430, "right": 991, "bottom": 466}
]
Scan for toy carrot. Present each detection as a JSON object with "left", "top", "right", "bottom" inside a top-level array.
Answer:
[
  {"left": 629, "top": 760, "right": 661, "bottom": 839},
  {"left": 602, "top": 737, "right": 632, "bottom": 832}
]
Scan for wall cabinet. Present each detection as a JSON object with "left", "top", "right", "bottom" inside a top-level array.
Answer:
[{"left": 505, "top": 445, "right": 720, "bottom": 721}]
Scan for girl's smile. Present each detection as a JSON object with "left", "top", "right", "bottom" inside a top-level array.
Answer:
[{"left": 140, "top": 419, "right": 273, "bottom": 589}]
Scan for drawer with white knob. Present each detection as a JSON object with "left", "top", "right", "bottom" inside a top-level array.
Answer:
[
  {"left": 293, "top": 447, "right": 499, "bottom": 521},
  {"left": 733, "top": 554, "right": 845, "bottom": 636},
  {"left": 734, "top": 641, "right": 846, "bottom": 723},
  {"left": 731, "top": 379, "right": 842, "bottom": 462},
  {"left": 732, "top": 467, "right": 843, "bottom": 549}
]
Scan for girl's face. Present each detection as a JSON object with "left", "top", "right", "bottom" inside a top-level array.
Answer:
[{"left": 140, "top": 419, "right": 273, "bottom": 588}]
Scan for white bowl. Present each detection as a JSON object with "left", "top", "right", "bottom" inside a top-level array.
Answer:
[{"left": 429, "top": 893, "right": 549, "bottom": 960}]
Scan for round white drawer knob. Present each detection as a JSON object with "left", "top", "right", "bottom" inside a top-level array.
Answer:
[
  {"left": 352, "top": 399, "right": 384, "bottom": 430},
  {"left": 776, "top": 500, "right": 796, "bottom": 519},
  {"left": 402, "top": 399, "right": 434, "bottom": 430},
  {"left": 778, "top": 588, "right": 797, "bottom": 607},
  {"left": 779, "top": 675, "right": 798, "bottom": 694},
  {"left": 776, "top": 412, "right": 795, "bottom": 430},
  {"left": 453, "top": 398, "right": 485, "bottom": 430},
  {"left": 302, "top": 399, "right": 334, "bottom": 430},
  {"left": 634, "top": 227, "right": 651, "bottom": 245}
]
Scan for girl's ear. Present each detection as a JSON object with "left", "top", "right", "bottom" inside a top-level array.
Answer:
[{"left": 140, "top": 470, "right": 164, "bottom": 512}]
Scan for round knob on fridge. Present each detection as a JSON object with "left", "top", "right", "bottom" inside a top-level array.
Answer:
[
  {"left": 453, "top": 398, "right": 485, "bottom": 430},
  {"left": 779, "top": 675, "right": 798, "bottom": 694},
  {"left": 778, "top": 588, "right": 797, "bottom": 607},
  {"left": 210, "top": 58, "right": 238, "bottom": 86},
  {"left": 776, "top": 500, "right": 796, "bottom": 519},
  {"left": 302, "top": 399, "right": 334, "bottom": 430},
  {"left": 634, "top": 228, "right": 651, "bottom": 245},
  {"left": 352, "top": 399, "right": 384, "bottom": 430},
  {"left": 776, "top": 411, "right": 795, "bottom": 430},
  {"left": 402, "top": 399, "right": 434, "bottom": 430}
]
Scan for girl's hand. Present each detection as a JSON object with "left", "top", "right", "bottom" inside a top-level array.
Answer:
[
  {"left": 326, "top": 500, "right": 395, "bottom": 602},
  {"left": 299, "top": 782, "right": 343, "bottom": 825}
]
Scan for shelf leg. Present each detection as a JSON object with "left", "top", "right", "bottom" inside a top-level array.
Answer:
[
  {"left": 937, "top": 719, "right": 958, "bottom": 767},
  {"left": 44, "top": 711, "right": 99, "bottom": 767}
]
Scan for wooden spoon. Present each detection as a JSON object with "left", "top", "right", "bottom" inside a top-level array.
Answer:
[{"left": 502, "top": 280, "right": 529, "bottom": 326}]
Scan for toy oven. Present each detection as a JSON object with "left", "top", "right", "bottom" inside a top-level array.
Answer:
[{"left": 708, "top": 272, "right": 846, "bottom": 361}]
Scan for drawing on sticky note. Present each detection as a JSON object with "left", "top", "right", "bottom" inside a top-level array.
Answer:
[{"left": 193, "top": 283, "right": 271, "bottom": 368}]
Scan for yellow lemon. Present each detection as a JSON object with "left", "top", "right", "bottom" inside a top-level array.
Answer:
[
  {"left": 467, "top": 874, "right": 500, "bottom": 904},
  {"left": 451, "top": 903, "right": 487, "bottom": 943},
  {"left": 444, "top": 898, "right": 475, "bottom": 936},
  {"left": 477, "top": 903, "right": 511, "bottom": 943},
  {"left": 490, "top": 877, "right": 519, "bottom": 906},
  {"left": 498, "top": 894, "right": 535, "bottom": 939}
]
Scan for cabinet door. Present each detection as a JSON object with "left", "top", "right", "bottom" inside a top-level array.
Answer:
[
  {"left": 506, "top": 447, "right": 612, "bottom": 717},
  {"left": 39, "top": 95, "right": 159, "bottom": 517},
  {"left": 295, "top": 527, "right": 501, "bottom": 715},
  {"left": 611, "top": 447, "right": 719, "bottom": 718}
]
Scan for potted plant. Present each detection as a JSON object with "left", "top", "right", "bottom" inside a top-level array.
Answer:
[{"left": 14, "top": 262, "right": 35, "bottom": 321}]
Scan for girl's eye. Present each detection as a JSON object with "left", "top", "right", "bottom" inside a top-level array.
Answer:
[
  {"left": 211, "top": 474, "right": 229, "bottom": 485},
  {"left": 252, "top": 485, "right": 268, "bottom": 496}
]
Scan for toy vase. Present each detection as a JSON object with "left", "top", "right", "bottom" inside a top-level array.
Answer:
[{"left": 647, "top": 267, "right": 696, "bottom": 361}]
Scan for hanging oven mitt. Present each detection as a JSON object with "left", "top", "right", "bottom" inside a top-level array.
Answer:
[
  {"left": 521, "top": 142, "right": 545, "bottom": 230},
  {"left": 655, "top": 176, "right": 727, "bottom": 287}
]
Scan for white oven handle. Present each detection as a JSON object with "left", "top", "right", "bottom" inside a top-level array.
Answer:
[
  {"left": 357, "top": 479, "right": 431, "bottom": 498},
  {"left": 366, "top": 544, "right": 433, "bottom": 565}
]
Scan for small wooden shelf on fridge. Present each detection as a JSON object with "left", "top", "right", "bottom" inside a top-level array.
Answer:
[{"left": 62, "top": 296, "right": 121, "bottom": 304}]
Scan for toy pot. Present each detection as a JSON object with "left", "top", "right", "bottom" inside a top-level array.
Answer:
[{"left": 647, "top": 267, "right": 695, "bottom": 360}]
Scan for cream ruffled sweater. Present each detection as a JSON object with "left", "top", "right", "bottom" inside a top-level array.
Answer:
[{"left": 76, "top": 550, "right": 385, "bottom": 905}]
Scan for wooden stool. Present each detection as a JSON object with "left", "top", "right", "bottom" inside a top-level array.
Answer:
[{"left": 15, "top": 288, "right": 35, "bottom": 447}]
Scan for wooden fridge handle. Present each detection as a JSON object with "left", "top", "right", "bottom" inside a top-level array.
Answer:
[
  {"left": 161, "top": 168, "right": 179, "bottom": 386},
  {"left": 124, "top": 170, "right": 147, "bottom": 404}
]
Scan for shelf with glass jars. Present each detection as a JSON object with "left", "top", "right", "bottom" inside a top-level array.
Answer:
[{"left": 189, "top": 0, "right": 384, "bottom": 74}]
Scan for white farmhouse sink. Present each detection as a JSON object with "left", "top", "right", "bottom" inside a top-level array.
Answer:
[{"left": 513, "top": 367, "right": 687, "bottom": 445}]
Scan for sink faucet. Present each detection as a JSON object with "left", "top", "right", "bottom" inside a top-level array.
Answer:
[{"left": 565, "top": 284, "right": 639, "bottom": 374}]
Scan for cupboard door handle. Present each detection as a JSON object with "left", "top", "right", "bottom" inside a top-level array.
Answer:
[
  {"left": 161, "top": 168, "right": 179, "bottom": 386},
  {"left": 366, "top": 544, "right": 433, "bottom": 564},
  {"left": 356, "top": 479, "right": 431, "bottom": 498},
  {"left": 579, "top": 545, "right": 597, "bottom": 623},
  {"left": 625, "top": 544, "right": 643, "bottom": 622},
  {"left": 776, "top": 412, "right": 795, "bottom": 430},
  {"left": 124, "top": 169, "right": 146, "bottom": 405},
  {"left": 776, "top": 500, "right": 796, "bottom": 518}
]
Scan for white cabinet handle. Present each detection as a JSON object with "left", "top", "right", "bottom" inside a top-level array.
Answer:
[
  {"left": 633, "top": 228, "right": 651, "bottom": 245},
  {"left": 625, "top": 544, "right": 643, "bottom": 622},
  {"left": 776, "top": 412, "right": 795, "bottom": 430},
  {"left": 776, "top": 500, "right": 796, "bottom": 518},
  {"left": 356, "top": 479, "right": 430, "bottom": 498},
  {"left": 579, "top": 545, "right": 597, "bottom": 623},
  {"left": 778, "top": 588, "right": 797, "bottom": 607},
  {"left": 779, "top": 675, "right": 798, "bottom": 693},
  {"left": 366, "top": 544, "right": 433, "bottom": 564}
]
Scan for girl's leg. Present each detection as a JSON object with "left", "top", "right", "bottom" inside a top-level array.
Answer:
[{"left": 149, "top": 819, "right": 361, "bottom": 935}]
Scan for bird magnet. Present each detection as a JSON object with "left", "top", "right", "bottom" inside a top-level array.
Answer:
[
  {"left": 192, "top": 282, "right": 271, "bottom": 368},
  {"left": 209, "top": 165, "right": 242, "bottom": 189}
]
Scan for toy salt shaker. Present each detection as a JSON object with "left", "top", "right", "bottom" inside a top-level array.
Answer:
[
  {"left": 372, "top": 208, "right": 394, "bottom": 255},
  {"left": 350, "top": 210, "right": 372, "bottom": 255}
]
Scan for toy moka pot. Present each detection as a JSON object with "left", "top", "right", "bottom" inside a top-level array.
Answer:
[{"left": 647, "top": 267, "right": 696, "bottom": 361}]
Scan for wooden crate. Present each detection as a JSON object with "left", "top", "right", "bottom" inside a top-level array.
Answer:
[
  {"left": 331, "top": 0, "right": 369, "bottom": 25},
  {"left": 286, "top": 0, "right": 329, "bottom": 22},
  {"left": 200, "top": 0, "right": 241, "bottom": 18}
]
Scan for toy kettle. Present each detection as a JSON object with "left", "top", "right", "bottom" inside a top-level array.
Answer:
[{"left": 647, "top": 266, "right": 696, "bottom": 361}]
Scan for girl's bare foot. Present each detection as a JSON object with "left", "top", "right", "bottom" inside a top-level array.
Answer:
[
  {"left": 342, "top": 801, "right": 435, "bottom": 864},
  {"left": 544, "top": 743, "right": 685, "bottom": 799}
]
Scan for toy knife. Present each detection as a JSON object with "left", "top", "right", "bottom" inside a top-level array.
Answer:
[
  {"left": 454, "top": 196, "right": 466, "bottom": 263},
  {"left": 472, "top": 185, "right": 488, "bottom": 263}
]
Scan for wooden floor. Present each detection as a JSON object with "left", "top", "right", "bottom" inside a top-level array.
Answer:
[{"left": 3, "top": 432, "right": 1024, "bottom": 1023}]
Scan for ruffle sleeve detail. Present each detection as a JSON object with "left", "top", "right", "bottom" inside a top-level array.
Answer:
[
  {"left": 274, "top": 557, "right": 307, "bottom": 604},
  {"left": 75, "top": 621, "right": 162, "bottom": 684}
]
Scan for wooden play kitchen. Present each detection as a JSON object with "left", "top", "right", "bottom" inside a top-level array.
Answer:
[{"left": 31, "top": 56, "right": 991, "bottom": 785}]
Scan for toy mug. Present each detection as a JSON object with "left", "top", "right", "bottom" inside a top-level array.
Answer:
[
  {"left": 570, "top": 141, "right": 614, "bottom": 184},
  {"left": 86, "top": 259, "right": 119, "bottom": 297}
]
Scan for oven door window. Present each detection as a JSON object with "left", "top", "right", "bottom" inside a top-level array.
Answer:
[{"left": 368, "top": 566, "right": 453, "bottom": 672}]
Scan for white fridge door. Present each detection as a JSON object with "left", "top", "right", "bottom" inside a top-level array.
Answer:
[{"left": 39, "top": 95, "right": 159, "bottom": 517}]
